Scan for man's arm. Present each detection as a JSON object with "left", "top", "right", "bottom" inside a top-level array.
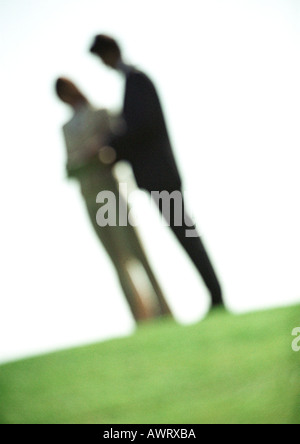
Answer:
[{"left": 108, "top": 75, "right": 162, "bottom": 160}]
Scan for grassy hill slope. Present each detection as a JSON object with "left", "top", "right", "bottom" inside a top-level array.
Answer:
[{"left": 0, "top": 305, "right": 299, "bottom": 424}]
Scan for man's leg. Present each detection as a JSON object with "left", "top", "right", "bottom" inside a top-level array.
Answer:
[{"left": 153, "top": 190, "right": 224, "bottom": 308}]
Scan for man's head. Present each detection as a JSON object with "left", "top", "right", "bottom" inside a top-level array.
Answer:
[
  {"left": 55, "top": 77, "right": 88, "bottom": 108},
  {"left": 90, "top": 35, "right": 121, "bottom": 69}
]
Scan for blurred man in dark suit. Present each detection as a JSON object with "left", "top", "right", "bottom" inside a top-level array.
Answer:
[{"left": 90, "top": 35, "right": 224, "bottom": 310}]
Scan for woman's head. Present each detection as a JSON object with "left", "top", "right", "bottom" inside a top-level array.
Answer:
[{"left": 55, "top": 77, "right": 88, "bottom": 108}]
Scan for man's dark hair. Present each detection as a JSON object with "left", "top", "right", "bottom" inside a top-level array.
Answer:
[{"left": 90, "top": 34, "right": 121, "bottom": 57}]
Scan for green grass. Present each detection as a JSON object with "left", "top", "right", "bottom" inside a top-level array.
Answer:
[{"left": 0, "top": 305, "right": 299, "bottom": 424}]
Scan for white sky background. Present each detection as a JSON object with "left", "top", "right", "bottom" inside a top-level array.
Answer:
[{"left": 0, "top": 0, "right": 300, "bottom": 364}]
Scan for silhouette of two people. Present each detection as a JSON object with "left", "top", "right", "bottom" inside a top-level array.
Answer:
[{"left": 56, "top": 35, "right": 224, "bottom": 323}]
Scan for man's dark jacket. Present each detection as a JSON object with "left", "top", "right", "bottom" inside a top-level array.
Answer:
[{"left": 110, "top": 68, "right": 182, "bottom": 192}]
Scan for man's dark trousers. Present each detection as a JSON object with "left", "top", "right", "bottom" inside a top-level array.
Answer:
[{"left": 152, "top": 188, "right": 223, "bottom": 307}]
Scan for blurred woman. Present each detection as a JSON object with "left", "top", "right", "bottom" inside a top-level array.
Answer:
[{"left": 55, "top": 77, "right": 171, "bottom": 322}]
